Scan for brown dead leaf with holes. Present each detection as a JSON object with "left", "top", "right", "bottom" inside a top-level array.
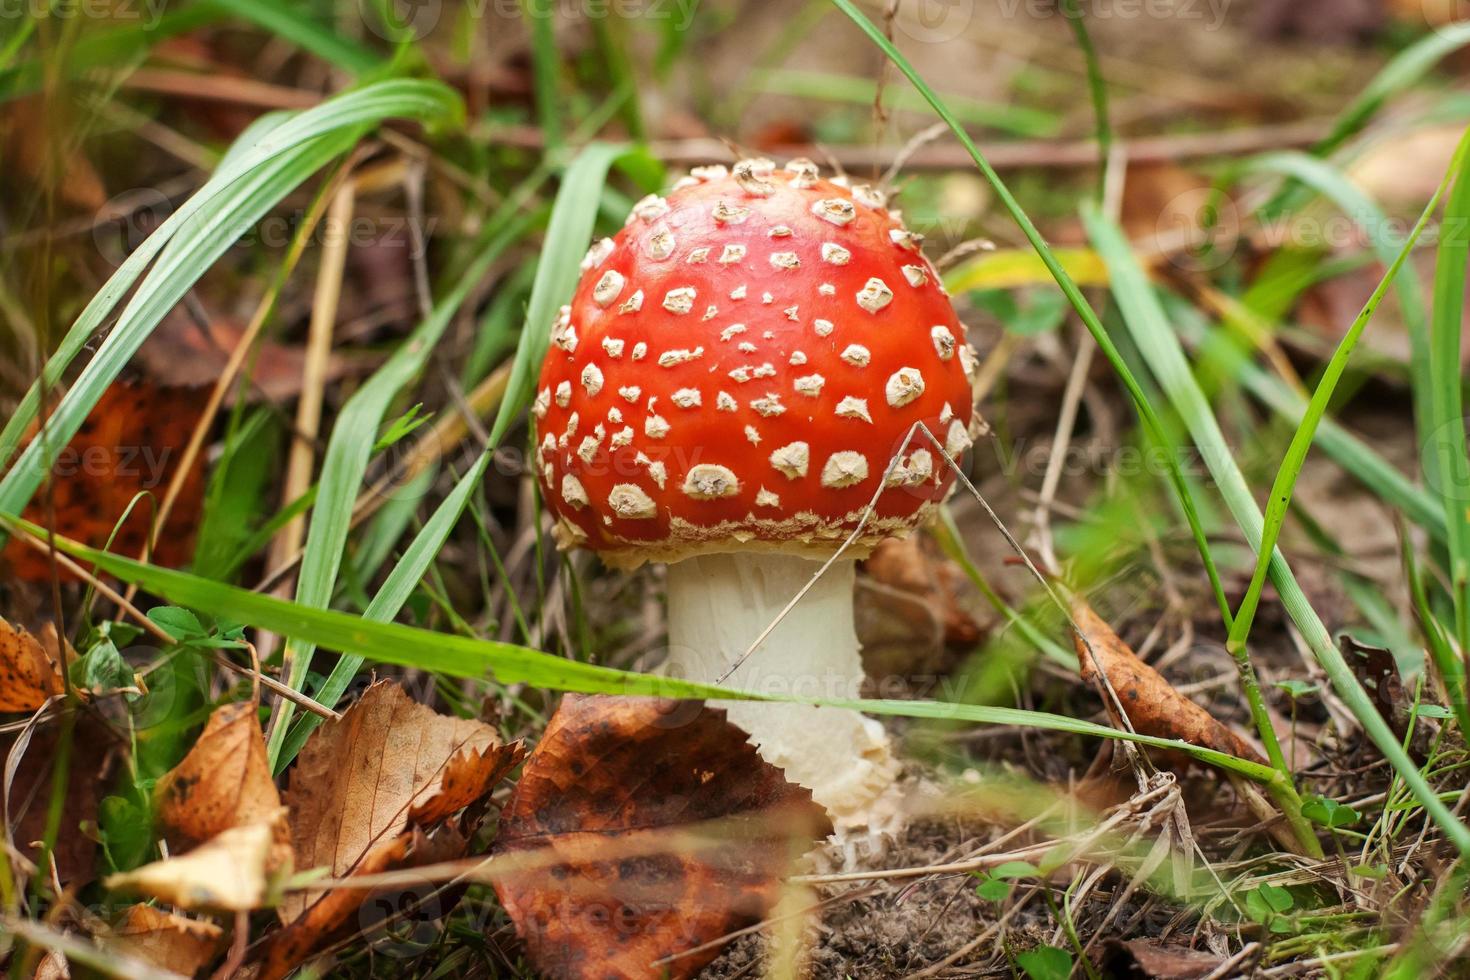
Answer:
[
  {"left": 105, "top": 818, "right": 282, "bottom": 912},
  {"left": 1, "top": 380, "right": 209, "bottom": 582},
  {"left": 493, "top": 695, "right": 833, "bottom": 980},
  {"left": 0, "top": 616, "right": 64, "bottom": 712},
  {"left": 1071, "top": 598, "right": 1266, "bottom": 765},
  {"left": 254, "top": 680, "right": 523, "bottom": 978},
  {"left": 103, "top": 904, "right": 225, "bottom": 977},
  {"left": 155, "top": 701, "right": 294, "bottom": 871}
]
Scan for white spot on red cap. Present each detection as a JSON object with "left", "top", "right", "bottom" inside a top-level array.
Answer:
[
  {"left": 646, "top": 415, "right": 670, "bottom": 439},
  {"left": 812, "top": 198, "right": 856, "bottom": 226},
  {"left": 662, "top": 287, "right": 697, "bottom": 315},
  {"left": 789, "top": 351, "right": 807, "bottom": 366},
  {"left": 902, "top": 264, "right": 928, "bottom": 287},
  {"left": 755, "top": 487, "right": 781, "bottom": 507},
  {"left": 632, "top": 342, "right": 648, "bottom": 360},
  {"left": 744, "top": 425, "right": 761, "bottom": 445},
  {"left": 770, "top": 251, "right": 800, "bottom": 270},
  {"left": 647, "top": 461, "right": 667, "bottom": 488},
  {"left": 769, "top": 441, "right": 810, "bottom": 479},
  {"left": 886, "top": 448, "right": 934, "bottom": 487},
  {"left": 716, "top": 391, "right": 737, "bottom": 411},
  {"left": 841, "top": 344, "right": 871, "bottom": 367},
  {"left": 730, "top": 284, "right": 748, "bottom": 300},
  {"left": 819, "top": 283, "right": 836, "bottom": 296},
  {"left": 814, "top": 319, "right": 834, "bottom": 337},
  {"left": 890, "top": 228, "right": 923, "bottom": 251},
  {"left": 857, "top": 277, "right": 893, "bottom": 313},
  {"left": 733, "top": 159, "right": 776, "bottom": 197},
  {"left": 720, "top": 323, "right": 747, "bottom": 342},
  {"left": 555, "top": 381, "right": 572, "bottom": 407},
  {"left": 750, "top": 394, "right": 785, "bottom": 417},
  {"left": 769, "top": 225, "right": 792, "bottom": 238},
  {"left": 581, "top": 237, "right": 614, "bottom": 271},
  {"left": 618, "top": 289, "right": 644, "bottom": 314},
  {"left": 647, "top": 228, "right": 676, "bottom": 260},
  {"left": 609, "top": 483, "right": 657, "bottom": 519},
  {"left": 593, "top": 270, "right": 624, "bottom": 308},
  {"left": 690, "top": 164, "right": 728, "bottom": 181},
  {"left": 784, "top": 158, "right": 819, "bottom": 188},
  {"left": 533, "top": 387, "right": 550, "bottom": 418},
  {"left": 683, "top": 464, "right": 741, "bottom": 499},
  {"left": 931, "top": 325, "right": 956, "bottom": 360},
  {"left": 793, "top": 374, "right": 825, "bottom": 397},
  {"left": 851, "top": 184, "right": 886, "bottom": 209},
  {"left": 821, "top": 451, "right": 869, "bottom": 488},
  {"left": 561, "top": 473, "right": 589, "bottom": 508},
  {"left": 671, "top": 388, "right": 702, "bottom": 409},
  {"left": 885, "top": 367, "right": 924, "bottom": 407},
  {"left": 601, "top": 337, "right": 625, "bottom": 358},
  {"left": 712, "top": 201, "right": 751, "bottom": 225},
  {"left": 619, "top": 385, "right": 641, "bottom": 402},
  {"left": 632, "top": 194, "right": 670, "bottom": 222},
  {"left": 835, "top": 396, "right": 872, "bottom": 422},
  {"left": 718, "top": 244, "right": 747, "bottom": 265},
  {"left": 687, "top": 247, "right": 711, "bottom": 264},
  {"left": 821, "top": 242, "right": 851, "bottom": 265},
  {"left": 581, "top": 363, "right": 605, "bottom": 396},
  {"left": 611, "top": 426, "right": 633, "bottom": 448},
  {"left": 944, "top": 419, "right": 973, "bottom": 456}
]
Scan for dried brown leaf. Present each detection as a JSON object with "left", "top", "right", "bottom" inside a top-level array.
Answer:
[
  {"left": 5, "top": 713, "right": 114, "bottom": 889},
  {"left": 281, "top": 680, "right": 522, "bottom": 920},
  {"left": 0, "top": 617, "right": 64, "bottom": 713},
  {"left": 104, "top": 905, "right": 225, "bottom": 977},
  {"left": 493, "top": 695, "right": 833, "bottom": 980},
  {"left": 105, "top": 818, "right": 280, "bottom": 912},
  {"left": 1103, "top": 938, "right": 1226, "bottom": 979},
  {"left": 1071, "top": 598, "right": 1266, "bottom": 765},
  {"left": 155, "top": 702, "right": 292, "bottom": 871}
]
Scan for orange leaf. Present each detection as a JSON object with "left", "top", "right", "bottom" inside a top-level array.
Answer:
[
  {"left": 156, "top": 702, "right": 293, "bottom": 871},
  {"left": 1071, "top": 598, "right": 1266, "bottom": 765},
  {"left": 493, "top": 695, "right": 832, "bottom": 980},
  {"left": 0, "top": 616, "right": 64, "bottom": 713},
  {"left": 104, "top": 905, "right": 225, "bottom": 977},
  {"left": 2, "top": 380, "right": 209, "bottom": 582}
]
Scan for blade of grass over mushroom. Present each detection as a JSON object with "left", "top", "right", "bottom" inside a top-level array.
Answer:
[
  {"left": 829, "top": 0, "right": 1232, "bottom": 632},
  {"left": 1425, "top": 140, "right": 1470, "bottom": 666},
  {"left": 0, "top": 80, "right": 462, "bottom": 516},
  {"left": 1080, "top": 204, "right": 1470, "bottom": 856},
  {"left": 12, "top": 523, "right": 1281, "bottom": 785},
  {"left": 1228, "top": 132, "right": 1468, "bottom": 668},
  {"left": 487, "top": 143, "right": 660, "bottom": 447}
]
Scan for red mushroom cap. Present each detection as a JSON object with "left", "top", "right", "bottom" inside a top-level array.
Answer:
[{"left": 532, "top": 159, "right": 977, "bottom": 567}]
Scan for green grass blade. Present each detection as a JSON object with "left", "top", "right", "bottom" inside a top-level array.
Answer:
[
  {"left": 1081, "top": 205, "right": 1470, "bottom": 855},
  {"left": 205, "top": 0, "right": 381, "bottom": 75},
  {"left": 522, "top": 0, "right": 563, "bottom": 151},
  {"left": 1058, "top": 0, "right": 1111, "bottom": 198},
  {"left": 264, "top": 208, "right": 536, "bottom": 766},
  {"left": 1229, "top": 133, "right": 1469, "bottom": 656},
  {"left": 827, "top": 0, "right": 1233, "bottom": 631},
  {"left": 0, "top": 80, "right": 462, "bottom": 514},
  {"left": 275, "top": 453, "right": 492, "bottom": 770},
  {"left": 20, "top": 524, "right": 1279, "bottom": 785},
  {"left": 488, "top": 143, "right": 657, "bottom": 447},
  {"left": 1427, "top": 135, "right": 1470, "bottom": 663}
]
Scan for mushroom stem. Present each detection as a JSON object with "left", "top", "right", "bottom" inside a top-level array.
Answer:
[{"left": 665, "top": 551, "right": 899, "bottom": 826}]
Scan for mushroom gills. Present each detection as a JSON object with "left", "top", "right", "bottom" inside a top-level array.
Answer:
[{"left": 664, "top": 551, "right": 900, "bottom": 828}]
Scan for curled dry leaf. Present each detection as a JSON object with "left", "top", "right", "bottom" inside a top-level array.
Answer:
[
  {"left": 493, "top": 694, "right": 833, "bottom": 980},
  {"left": 1070, "top": 598, "right": 1266, "bottom": 766},
  {"left": 104, "top": 905, "right": 225, "bottom": 977},
  {"left": 155, "top": 702, "right": 293, "bottom": 871},
  {"left": 281, "top": 680, "right": 522, "bottom": 920},
  {"left": 105, "top": 818, "right": 281, "bottom": 912},
  {"left": 261, "top": 677, "right": 522, "bottom": 976},
  {"left": 2, "top": 380, "right": 209, "bottom": 582},
  {"left": 0, "top": 616, "right": 64, "bottom": 712},
  {"left": 1102, "top": 938, "right": 1226, "bottom": 979}
]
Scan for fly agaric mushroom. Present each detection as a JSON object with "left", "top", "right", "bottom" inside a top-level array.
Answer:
[{"left": 533, "top": 158, "right": 977, "bottom": 827}]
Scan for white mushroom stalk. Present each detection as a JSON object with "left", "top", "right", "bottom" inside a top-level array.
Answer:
[{"left": 665, "top": 552, "right": 899, "bottom": 827}]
